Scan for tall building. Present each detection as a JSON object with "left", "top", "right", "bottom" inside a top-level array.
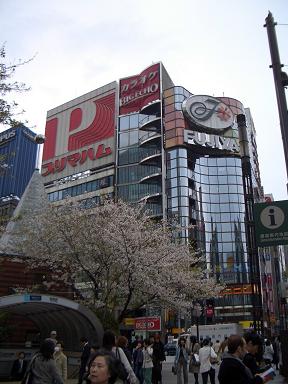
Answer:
[
  {"left": 0, "top": 125, "right": 38, "bottom": 225},
  {"left": 42, "top": 63, "right": 276, "bottom": 331}
]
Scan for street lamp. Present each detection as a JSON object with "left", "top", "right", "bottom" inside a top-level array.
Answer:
[
  {"left": 34, "top": 134, "right": 46, "bottom": 170},
  {"left": 192, "top": 302, "right": 202, "bottom": 341}
]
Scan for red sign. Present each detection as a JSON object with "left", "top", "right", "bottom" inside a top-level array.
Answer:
[
  {"left": 206, "top": 307, "right": 214, "bottom": 317},
  {"left": 119, "top": 63, "right": 160, "bottom": 115},
  {"left": 43, "top": 92, "right": 115, "bottom": 162},
  {"left": 42, "top": 143, "right": 112, "bottom": 176},
  {"left": 134, "top": 316, "right": 161, "bottom": 331}
]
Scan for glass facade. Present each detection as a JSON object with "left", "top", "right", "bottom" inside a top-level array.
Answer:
[
  {"left": 162, "top": 86, "right": 258, "bottom": 323},
  {"left": 117, "top": 108, "right": 163, "bottom": 216},
  {"left": 48, "top": 175, "right": 114, "bottom": 202},
  {"left": 115, "top": 79, "right": 263, "bottom": 324},
  {"left": 167, "top": 148, "right": 249, "bottom": 281}
]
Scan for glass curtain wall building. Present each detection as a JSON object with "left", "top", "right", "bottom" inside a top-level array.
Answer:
[
  {"left": 41, "top": 62, "right": 269, "bottom": 329},
  {"left": 116, "top": 63, "right": 263, "bottom": 327},
  {"left": 117, "top": 107, "right": 163, "bottom": 215}
]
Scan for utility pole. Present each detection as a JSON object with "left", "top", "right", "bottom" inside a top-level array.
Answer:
[{"left": 264, "top": 12, "right": 288, "bottom": 193}]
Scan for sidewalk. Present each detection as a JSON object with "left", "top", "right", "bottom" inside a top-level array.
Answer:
[{"left": 1, "top": 361, "right": 287, "bottom": 383}]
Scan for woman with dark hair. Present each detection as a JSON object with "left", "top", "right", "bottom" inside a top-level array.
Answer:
[
  {"left": 24, "top": 339, "right": 64, "bottom": 384},
  {"left": 199, "top": 338, "right": 217, "bottom": 384},
  {"left": 151, "top": 333, "right": 165, "bottom": 384},
  {"left": 116, "top": 336, "right": 132, "bottom": 365},
  {"left": 85, "top": 349, "right": 118, "bottom": 384},
  {"left": 102, "top": 330, "right": 138, "bottom": 384},
  {"left": 189, "top": 337, "right": 201, "bottom": 384},
  {"left": 174, "top": 337, "right": 189, "bottom": 384}
]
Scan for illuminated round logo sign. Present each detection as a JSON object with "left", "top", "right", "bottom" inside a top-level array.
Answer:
[{"left": 182, "top": 95, "right": 234, "bottom": 133}]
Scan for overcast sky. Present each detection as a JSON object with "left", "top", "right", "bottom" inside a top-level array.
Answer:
[{"left": 1, "top": 0, "right": 288, "bottom": 201}]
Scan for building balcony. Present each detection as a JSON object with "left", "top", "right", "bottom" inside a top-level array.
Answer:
[
  {"left": 139, "top": 172, "right": 162, "bottom": 184},
  {"left": 139, "top": 132, "right": 162, "bottom": 147},
  {"left": 140, "top": 99, "right": 161, "bottom": 115},
  {"left": 139, "top": 116, "right": 161, "bottom": 132},
  {"left": 138, "top": 192, "right": 162, "bottom": 203},
  {"left": 139, "top": 152, "right": 161, "bottom": 166}
]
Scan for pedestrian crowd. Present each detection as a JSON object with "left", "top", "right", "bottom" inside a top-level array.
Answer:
[
  {"left": 15, "top": 330, "right": 167, "bottom": 384},
  {"left": 9, "top": 329, "right": 281, "bottom": 384},
  {"left": 172, "top": 332, "right": 281, "bottom": 384}
]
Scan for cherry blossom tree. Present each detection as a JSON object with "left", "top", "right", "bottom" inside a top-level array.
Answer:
[
  {"left": 17, "top": 198, "right": 222, "bottom": 323},
  {"left": 0, "top": 44, "right": 34, "bottom": 128}
]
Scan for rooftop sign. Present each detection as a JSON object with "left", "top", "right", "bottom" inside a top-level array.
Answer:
[
  {"left": 119, "top": 63, "right": 160, "bottom": 115},
  {"left": 182, "top": 95, "right": 234, "bottom": 133}
]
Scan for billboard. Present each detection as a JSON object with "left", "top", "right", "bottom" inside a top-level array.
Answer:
[
  {"left": 254, "top": 200, "right": 288, "bottom": 246},
  {"left": 182, "top": 95, "right": 234, "bottom": 133},
  {"left": 119, "top": 63, "right": 160, "bottom": 115},
  {"left": 42, "top": 83, "right": 116, "bottom": 181},
  {"left": 183, "top": 95, "right": 239, "bottom": 154}
]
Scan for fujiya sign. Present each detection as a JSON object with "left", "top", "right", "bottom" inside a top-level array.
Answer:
[
  {"left": 184, "top": 130, "right": 240, "bottom": 153},
  {"left": 182, "top": 95, "right": 234, "bottom": 132}
]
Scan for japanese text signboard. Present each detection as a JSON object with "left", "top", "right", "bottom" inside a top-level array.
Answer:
[
  {"left": 42, "top": 83, "right": 116, "bottom": 181},
  {"left": 254, "top": 200, "right": 288, "bottom": 246},
  {"left": 134, "top": 316, "right": 161, "bottom": 331},
  {"left": 119, "top": 63, "right": 160, "bottom": 115}
]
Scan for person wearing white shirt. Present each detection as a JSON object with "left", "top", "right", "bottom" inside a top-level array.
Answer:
[
  {"left": 102, "top": 330, "right": 138, "bottom": 384},
  {"left": 142, "top": 339, "right": 153, "bottom": 384},
  {"left": 199, "top": 339, "right": 217, "bottom": 384},
  {"left": 263, "top": 340, "right": 274, "bottom": 365}
]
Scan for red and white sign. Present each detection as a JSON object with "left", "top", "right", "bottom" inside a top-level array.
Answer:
[
  {"left": 206, "top": 307, "right": 214, "bottom": 317},
  {"left": 42, "top": 85, "right": 116, "bottom": 179},
  {"left": 134, "top": 316, "right": 161, "bottom": 331},
  {"left": 119, "top": 63, "right": 160, "bottom": 115}
]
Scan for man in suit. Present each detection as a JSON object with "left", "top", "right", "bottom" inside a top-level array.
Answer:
[
  {"left": 78, "top": 336, "right": 90, "bottom": 384},
  {"left": 10, "top": 351, "right": 28, "bottom": 380}
]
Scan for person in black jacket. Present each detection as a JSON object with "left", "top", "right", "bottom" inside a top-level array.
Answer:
[
  {"left": 152, "top": 333, "right": 165, "bottom": 384},
  {"left": 218, "top": 335, "right": 264, "bottom": 384},
  {"left": 79, "top": 336, "right": 91, "bottom": 384},
  {"left": 10, "top": 351, "right": 28, "bottom": 380},
  {"left": 243, "top": 332, "right": 264, "bottom": 376}
]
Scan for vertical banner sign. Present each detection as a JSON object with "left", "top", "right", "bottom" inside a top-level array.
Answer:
[
  {"left": 119, "top": 63, "right": 160, "bottom": 115},
  {"left": 254, "top": 200, "right": 288, "bottom": 246}
]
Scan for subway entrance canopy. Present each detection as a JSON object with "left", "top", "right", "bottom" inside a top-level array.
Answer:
[{"left": 0, "top": 293, "right": 103, "bottom": 350}]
